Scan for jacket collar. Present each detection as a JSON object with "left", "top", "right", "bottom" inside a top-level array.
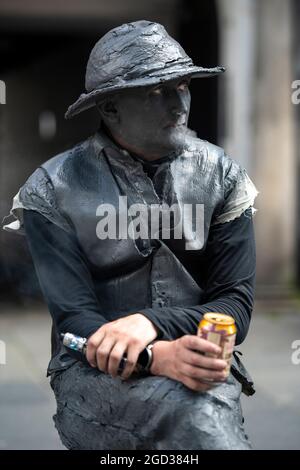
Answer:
[{"left": 92, "top": 125, "right": 182, "bottom": 168}]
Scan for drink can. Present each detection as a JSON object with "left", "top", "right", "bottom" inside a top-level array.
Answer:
[{"left": 198, "top": 313, "right": 237, "bottom": 376}]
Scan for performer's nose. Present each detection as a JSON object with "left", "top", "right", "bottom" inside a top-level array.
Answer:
[{"left": 169, "top": 89, "right": 188, "bottom": 117}]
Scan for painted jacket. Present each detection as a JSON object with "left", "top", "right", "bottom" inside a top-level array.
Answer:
[{"left": 3, "top": 127, "right": 258, "bottom": 383}]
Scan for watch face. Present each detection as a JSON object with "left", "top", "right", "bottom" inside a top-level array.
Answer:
[{"left": 137, "top": 348, "right": 150, "bottom": 369}]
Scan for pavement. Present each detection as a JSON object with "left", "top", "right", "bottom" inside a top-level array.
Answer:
[
  {"left": 0, "top": 300, "right": 299, "bottom": 450},
  {"left": 240, "top": 302, "right": 300, "bottom": 450}
]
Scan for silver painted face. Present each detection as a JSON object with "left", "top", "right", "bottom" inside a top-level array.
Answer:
[{"left": 108, "top": 77, "right": 192, "bottom": 161}]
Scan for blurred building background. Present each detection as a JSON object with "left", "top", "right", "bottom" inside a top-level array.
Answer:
[{"left": 0, "top": 0, "right": 299, "bottom": 450}]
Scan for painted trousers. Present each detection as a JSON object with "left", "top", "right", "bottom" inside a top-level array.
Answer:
[{"left": 49, "top": 360, "right": 251, "bottom": 450}]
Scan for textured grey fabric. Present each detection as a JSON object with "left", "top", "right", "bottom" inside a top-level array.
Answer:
[
  {"left": 3, "top": 127, "right": 258, "bottom": 356},
  {"left": 50, "top": 360, "right": 251, "bottom": 450},
  {"left": 3, "top": 126, "right": 257, "bottom": 450},
  {"left": 3, "top": 128, "right": 258, "bottom": 242}
]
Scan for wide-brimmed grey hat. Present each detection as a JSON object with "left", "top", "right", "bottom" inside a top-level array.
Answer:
[{"left": 65, "top": 20, "right": 225, "bottom": 119}]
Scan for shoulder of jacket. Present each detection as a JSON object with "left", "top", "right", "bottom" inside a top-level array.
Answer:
[
  {"left": 184, "top": 134, "right": 240, "bottom": 173},
  {"left": 40, "top": 136, "right": 93, "bottom": 178}
]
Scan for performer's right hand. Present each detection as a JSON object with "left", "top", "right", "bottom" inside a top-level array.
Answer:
[
  {"left": 150, "top": 335, "right": 228, "bottom": 392},
  {"left": 85, "top": 313, "right": 159, "bottom": 378}
]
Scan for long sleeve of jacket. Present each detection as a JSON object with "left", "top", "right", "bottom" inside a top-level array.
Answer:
[
  {"left": 138, "top": 207, "right": 256, "bottom": 345},
  {"left": 23, "top": 209, "right": 108, "bottom": 339}
]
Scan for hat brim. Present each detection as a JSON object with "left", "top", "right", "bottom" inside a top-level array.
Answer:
[{"left": 64, "top": 65, "right": 225, "bottom": 119}]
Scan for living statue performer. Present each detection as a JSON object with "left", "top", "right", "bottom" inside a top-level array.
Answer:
[{"left": 3, "top": 20, "right": 258, "bottom": 450}]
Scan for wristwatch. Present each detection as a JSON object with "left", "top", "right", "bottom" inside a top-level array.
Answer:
[{"left": 136, "top": 341, "right": 158, "bottom": 374}]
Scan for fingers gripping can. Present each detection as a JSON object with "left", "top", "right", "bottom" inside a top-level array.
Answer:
[{"left": 197, "top": 313, "right": 237, "bottom": 376}]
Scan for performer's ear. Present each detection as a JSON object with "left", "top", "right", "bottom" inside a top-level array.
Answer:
[{"left": 96, "top": 96, "right": 119, "bottom": 125}]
